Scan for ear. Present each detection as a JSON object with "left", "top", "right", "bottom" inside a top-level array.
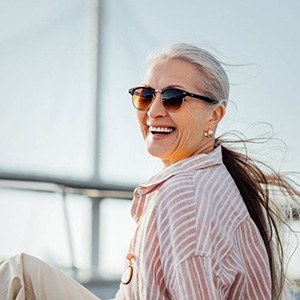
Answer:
[{"left": 208, "top": 104, "right": 225, "bottom": 128}]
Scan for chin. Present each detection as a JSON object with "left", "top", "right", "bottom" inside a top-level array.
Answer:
[
  {"left": 147, "top": 150, "right": 164, "bottom": 159},
  {"left": 147, "top": 148, "right": 168, "bottom": 160}
]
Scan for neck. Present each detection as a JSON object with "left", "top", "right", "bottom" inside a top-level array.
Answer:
[{"left": 161, "top": 140, "right": 215, "bottom": 167}]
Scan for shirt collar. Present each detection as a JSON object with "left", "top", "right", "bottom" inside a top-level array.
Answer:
[{"left": 135, "top": 146, "right": 223, "bottom": 197}]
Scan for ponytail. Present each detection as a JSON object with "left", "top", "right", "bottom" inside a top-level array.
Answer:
[{"left": 217, "top": 137, "right": 300, "bottom": 299}]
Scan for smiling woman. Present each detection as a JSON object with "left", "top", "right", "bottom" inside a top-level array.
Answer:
[
  {"left": 133, "top": 58, "right": 225, "bottom": 166},
  {"left": 1, "top": 43, "right": 300, "bottom": 300},
  {"left": 121, "top": 43, "right": 300, "bottom": 300}
]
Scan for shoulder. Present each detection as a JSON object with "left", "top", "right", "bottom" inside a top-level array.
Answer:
[
  {"left": 156, "top": 162, "right": 227, "bottom": 200},
  {"left": 154, "top": 162, "right": 247, "bottom": 226},
  {"left": 192, "top": 163, "right": 237, "bottom": 198},
  {"left": 192, "top": 163, "right": 249, "bottom": 227},
  {"left": 154, "top": 172, "right": 197, "bottom": 229},
  {"left": 187, "top": 163, "right": 251, "bottom": 255}
]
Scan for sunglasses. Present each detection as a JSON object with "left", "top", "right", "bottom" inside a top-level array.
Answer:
[{"left": 128, "top": 86, "right": 219, "bottom": 112}]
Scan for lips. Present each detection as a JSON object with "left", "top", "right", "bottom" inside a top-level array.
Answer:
[{"left": 149, "top": 125, "right": 175, "bottom": 135}]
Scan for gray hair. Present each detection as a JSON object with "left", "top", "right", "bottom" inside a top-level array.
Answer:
[{"left": 147, "top": 43, "right": 229, "bottom": 106}]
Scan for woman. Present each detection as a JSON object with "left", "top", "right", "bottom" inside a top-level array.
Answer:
[
  {"left": 0, "top": 43, "right": 298, "bottom": 299},
  {"left": 116, "top": 43, "right": 298, "bottom": 299}
]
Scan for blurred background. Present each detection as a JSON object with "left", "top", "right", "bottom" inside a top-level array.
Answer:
[{"left": 0, "top": 0, "right": 299, "bottom": 298}]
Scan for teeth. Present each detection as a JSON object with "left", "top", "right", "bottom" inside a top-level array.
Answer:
[{"left": 149, "top": 126, "right": 174, "bottom": 133}]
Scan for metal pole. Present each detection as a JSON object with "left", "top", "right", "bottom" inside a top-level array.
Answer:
[
  {"left": 93, "top": 1, "right": 104, "bottom": 182},
  {"left": 91, "top": 0, "right": 105, "bottom": 277},
  {"left": 61, "top": 188, "right": 78, "bottom": 279},
  {"left": 91, "top": 197, "right": 102, "bottom": 277}
]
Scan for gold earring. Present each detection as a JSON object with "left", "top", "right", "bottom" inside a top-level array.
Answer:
[{"left": 203, "top": 129, "right": 214, "bottom": 138}]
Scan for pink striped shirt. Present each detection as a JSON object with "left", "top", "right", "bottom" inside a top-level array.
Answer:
[{"left": 115, "top": 147, "right": 272, "bottom": 299}]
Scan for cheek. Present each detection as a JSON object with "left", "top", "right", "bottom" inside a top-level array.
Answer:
[
  {"left": 136, "top": 111, "right": 147, "bottom": 137},
  {"left": 182, "top": 120, "right": 205, "bottom": 139},
  {"left": 178, "top": 107, "right": 210, "bottom": 134},
  {"left": 136, "top": 111, "right": 144, "bottom": 126}
]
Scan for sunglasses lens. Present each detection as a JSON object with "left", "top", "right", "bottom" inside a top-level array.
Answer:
[
  {"left": 131, "top": 88, "right": 154, "bottom": 110},
  {"left": 130, "top": 87, "right": 184, "bottom": 111},
  {"left": 162, "top": 89, "right": 184, "bottom": 111}
]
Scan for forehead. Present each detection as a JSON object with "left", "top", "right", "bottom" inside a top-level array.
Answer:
[{"left": 143, "top": 59, "right": 205, "bottom": 91}]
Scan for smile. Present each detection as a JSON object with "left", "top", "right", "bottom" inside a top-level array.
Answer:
[{"left": 149, "top": 126, "right": 175, "bottom": 134}]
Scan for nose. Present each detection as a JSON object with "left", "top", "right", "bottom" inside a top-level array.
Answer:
[{"left": 147, "top": 91, "right": 168, "bottom": 119}]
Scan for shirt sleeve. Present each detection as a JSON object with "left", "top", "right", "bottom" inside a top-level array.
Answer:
[
  {"left": 226, "top": 218, "right": 272, "bottom": 299},
  {"left": 170, "top": 255, "right": 221, "bottom": 300},
  {"left": 169, "top": 218, "right": 272, "bottom": 300}
]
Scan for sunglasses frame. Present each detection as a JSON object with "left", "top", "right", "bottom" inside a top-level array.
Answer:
[{"left": 128, "top": 86, "right": 219, "bottom": 112}]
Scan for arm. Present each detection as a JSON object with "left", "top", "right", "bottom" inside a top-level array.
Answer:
[{"left": 170, "top": 255, "right": 221, "bottom": 300}]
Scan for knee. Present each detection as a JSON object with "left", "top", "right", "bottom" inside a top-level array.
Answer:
[{"left": 21, "top": 253, "right": 50, "bottom": 277}]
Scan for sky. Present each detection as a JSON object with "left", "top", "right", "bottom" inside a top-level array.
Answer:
[
  {"left": 0, "top": 0, "right": 300, "bottom": 280},
  {"left": 99, "top": 0, "right": 300, "bottom": 185}
]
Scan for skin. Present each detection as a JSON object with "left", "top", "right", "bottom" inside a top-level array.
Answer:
[{"left": 136, "top": 58, "right": 225, "bottom": 167}]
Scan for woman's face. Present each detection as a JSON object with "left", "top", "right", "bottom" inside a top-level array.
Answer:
[{"left": 136, "top": 59, "right": 224, "bottom": 166}]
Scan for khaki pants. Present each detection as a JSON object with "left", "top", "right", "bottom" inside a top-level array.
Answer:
[{"left": 0, "top": 253, "right": 101, "bottom": 300}]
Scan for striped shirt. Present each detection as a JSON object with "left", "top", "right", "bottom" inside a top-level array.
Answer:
[{"left": 115, "top": 146, "right": 272, "bottom": 299}]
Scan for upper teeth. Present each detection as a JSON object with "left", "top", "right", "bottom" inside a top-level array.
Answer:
[{"left": 149, "top": 126, "right": 174, "bottom": 133}]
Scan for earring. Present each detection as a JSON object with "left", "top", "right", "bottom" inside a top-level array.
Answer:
[{"left": 203, "top": 129, "right": 214, "bottom": 138}]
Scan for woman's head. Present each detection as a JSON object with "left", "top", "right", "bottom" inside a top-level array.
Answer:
[
  {"left": 131, "top": 43, "right": 229, "bottom": 166},
  {"left": 146, "top": 43, "right": 230, "bottom": 105}
]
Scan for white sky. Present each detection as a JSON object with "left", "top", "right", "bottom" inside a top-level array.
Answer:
[{"left": 99, "top": 0, "right": 300, "bottom": 185}]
